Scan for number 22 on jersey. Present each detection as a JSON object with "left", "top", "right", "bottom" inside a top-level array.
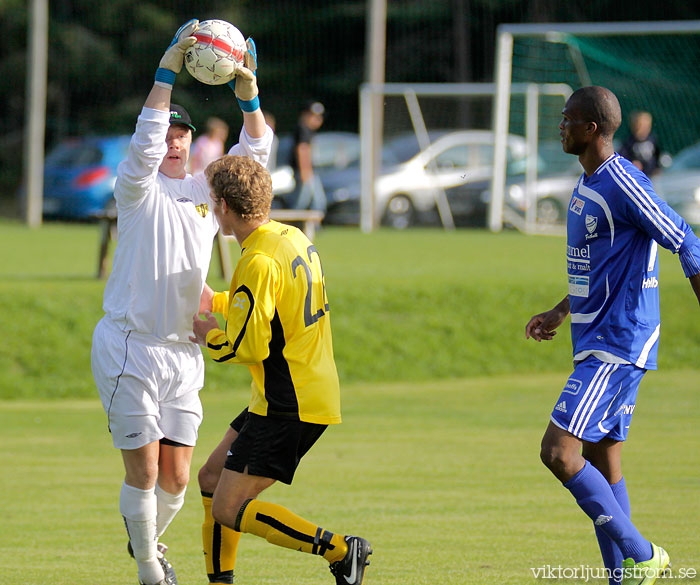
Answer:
[{"left": 291, "top": 245, "right": 329, "bottom": 328}]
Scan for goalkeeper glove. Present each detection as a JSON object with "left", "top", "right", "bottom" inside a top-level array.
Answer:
[
  {"left": 155, "top": 19, "right": 199, "bottom": 89},
  {"left": 228, "top": 38, "right": 260, "bottom": 112}
]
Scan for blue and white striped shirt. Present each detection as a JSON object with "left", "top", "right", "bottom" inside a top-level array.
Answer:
[{"left": 566, "top": 153, "right": 700, "bottom": 369}]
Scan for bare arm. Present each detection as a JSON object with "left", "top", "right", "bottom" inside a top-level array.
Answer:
[
  {"left": 242, "top": 109, "right": 267, "bottom": 139},
  {"left": 144, "top": 83, "right": 171, "bottom": 114},
  {"left": 296, "top": 142, "right": 314, "bottom": 183},
  {"left": 525, "top": 295, "right": 570, "bottom": 342},
  {"left": 199, "top": 283, "right": 215, "bottom": 314},
  {"left": 690, "top": 272, "right": 700, "bottom": 306}
]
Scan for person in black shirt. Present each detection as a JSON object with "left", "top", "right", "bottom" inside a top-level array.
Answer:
[
  {"left": 618, "top": 110, "right": 661, "bottom": 177},
  {"left": 290, "top": 100, "right": 326, "bottom": 210}
]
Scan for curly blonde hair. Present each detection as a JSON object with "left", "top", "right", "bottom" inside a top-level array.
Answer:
[{"left": 205, "top": 155, "right": 272, "bottom": 221}]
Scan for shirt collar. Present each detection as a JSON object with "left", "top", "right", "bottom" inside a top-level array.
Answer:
[{"left": 240, "top": 219, "right": 278, "bottom": 250}]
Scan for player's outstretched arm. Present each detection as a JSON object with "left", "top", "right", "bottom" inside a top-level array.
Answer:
[
  {"left": 228, "top": 37, "right": 267, "bottom": 138},
  {"left": 145, "top": 19, "right": 199, "bottom": 112},
  {"left": 525, "top": 295, "right": 570, "bottom": 342}
]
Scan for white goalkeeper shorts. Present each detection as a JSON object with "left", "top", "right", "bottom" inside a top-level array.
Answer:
[{"left": 91, "top": 316, "right": 204, "bottom": 450}]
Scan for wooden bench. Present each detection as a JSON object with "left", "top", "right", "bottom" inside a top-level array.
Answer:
[
  {"left": 95, "top": 208, "right": 118, "bottom": 279},
  {"left": 95, "top": 208, "right": 325, "bottom": 281}
]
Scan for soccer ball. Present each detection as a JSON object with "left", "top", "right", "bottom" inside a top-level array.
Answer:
[{"left": 184, "top": 20, "right": 246, "bottom": 85}]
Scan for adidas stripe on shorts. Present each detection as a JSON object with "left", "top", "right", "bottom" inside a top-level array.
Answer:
[{"left": 550, "top": 355, "right": 645, "bottom": 442}]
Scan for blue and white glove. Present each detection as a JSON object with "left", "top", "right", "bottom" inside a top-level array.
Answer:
[
  {"left": 228, "top": 38, "right": 259, "bottom": 112},
  {"left": 155, "top": 19, "right": 199, "bottom": 89}
]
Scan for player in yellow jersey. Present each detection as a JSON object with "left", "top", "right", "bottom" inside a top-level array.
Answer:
[{"left": 190, "top": 155, "right": 372, "bottom": 585}]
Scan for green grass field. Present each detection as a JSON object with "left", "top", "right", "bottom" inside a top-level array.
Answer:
[
  {"left": 0, "top": 220, "right": 699, "bottom": 584},
  {"left": 1, "top": 372, "right": 698, "bottom": 584},
  {"left": 2, "top": 220, "right": 699, "bottom": 398}
]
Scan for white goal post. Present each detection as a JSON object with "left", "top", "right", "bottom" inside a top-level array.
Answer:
[
  {"left": 489, "top": 20, "right": 700, "bottom": 233},
  {"left": 359, "top": 81, "right": 572, "bottom": 233},
  {"left": 359, "top": 82, "right": 499, "bottom": 232}
]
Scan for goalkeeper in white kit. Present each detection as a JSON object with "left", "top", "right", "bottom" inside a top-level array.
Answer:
[{"left": 90, "top": 19, "right": 272, "bottom": 585}]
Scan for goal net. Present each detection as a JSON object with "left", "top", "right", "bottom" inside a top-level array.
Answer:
[
  {"left": 357, "top": 82, "right": 571, "bottom": 232},
  {"left": 489, "top": 20, "right": 700, "bottom": 233},
  {"left": 358, "top": 83, "right": 496, "bottom": 232}
]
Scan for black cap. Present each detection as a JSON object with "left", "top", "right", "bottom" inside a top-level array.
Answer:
[{"left": 169, "top": 104, "right": 196, "bottom": 133}]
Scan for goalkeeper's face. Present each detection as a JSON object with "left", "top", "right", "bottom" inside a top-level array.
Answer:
[{"left": 160, "top": 124, "right": 193, "bottom": 179}]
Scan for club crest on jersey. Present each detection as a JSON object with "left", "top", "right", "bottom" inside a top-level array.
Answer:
[
  {"left": 585, "top": 214, "right": 598, "bottom": 233},
  {"left": 196, "top": 203, "right": 209, "bottom": 218},
  {"left": 570, "top": 196, "right": 585, "bottom": 215},
  {"left": 585, "top": 214, "right": 598, "bottom": 240}
]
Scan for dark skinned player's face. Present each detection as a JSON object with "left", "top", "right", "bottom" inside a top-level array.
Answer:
[{"left": 559, "top": 100, "right": 591, "bottom": 156}]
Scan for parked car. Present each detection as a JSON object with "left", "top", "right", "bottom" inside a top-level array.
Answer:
[
  {"left": 270, "top": 131, "right": 360, "bottom": 205},
  {"left": 502, "top": 140, "right": 582, "bottom": 225},
  {"left": 652, "top": 140, "right": 700, "bottom": 227},
  {"left": 42, "top": 135, "right": 131, "bottom": 220},
  {"left": 418, "top": 138, "right": 582, "bottom": 228},
  {"left": 504, "top": 173, "right": 578, "bottom": 225},
  {"left": 440, "top": 169, "right": 580, "bottom": 229},
  {"left": 323, "top": 130, "right": 535, "bottom": 228}
]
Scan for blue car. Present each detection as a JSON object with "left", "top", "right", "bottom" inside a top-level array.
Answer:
[{"left": 42, "top": 135, "right": 131, "bottom": 220}]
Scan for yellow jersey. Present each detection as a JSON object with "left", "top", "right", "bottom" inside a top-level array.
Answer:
[{"left": 206, "top": 220, "right": 341, "bottom": 425}]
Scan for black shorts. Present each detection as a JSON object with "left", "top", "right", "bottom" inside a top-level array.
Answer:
[{"left": 225, "top": 408, "right": 327, "bottom": 485}]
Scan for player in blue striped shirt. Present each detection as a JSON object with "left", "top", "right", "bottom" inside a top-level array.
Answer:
[{"left": 526, "top": 86, "right": 700, "bottom": 585}]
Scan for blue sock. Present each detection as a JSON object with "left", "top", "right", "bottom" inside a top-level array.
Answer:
[
  {"left": 564, "top": 462, "right": 652, "bottom": 563},
  {"left": 595, "top": 477, "right": 631, "bottom": 584}
]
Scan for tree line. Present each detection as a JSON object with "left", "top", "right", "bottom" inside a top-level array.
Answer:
[{"left": 1, "top": 0, "right": 697, "bottom": 206}]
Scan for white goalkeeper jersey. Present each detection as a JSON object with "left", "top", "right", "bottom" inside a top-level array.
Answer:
[{"left": 102, "top": 106, "right": 273, "bottom": 343}]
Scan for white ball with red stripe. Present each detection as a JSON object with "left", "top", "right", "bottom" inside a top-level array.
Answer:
[{"left": 184, "top": 19, "right": 246, "bottom": 85}]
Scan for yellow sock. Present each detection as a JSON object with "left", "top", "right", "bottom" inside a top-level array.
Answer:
[
  {"left": 237, "top": 499, "right": 348, "bottom": 564},
  {"left": 202, "top": 493, "right": 240, "bottom": 583}
]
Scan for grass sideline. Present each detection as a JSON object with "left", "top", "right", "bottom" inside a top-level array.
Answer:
[
  {"left": 1, "top": 220, "right": 699, "bottom": 399},
  {"left": 0, "top": 371, "right": 698, "bottom": 584}
]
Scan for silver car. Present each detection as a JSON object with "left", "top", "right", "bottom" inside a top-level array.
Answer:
[
  {"left": 652, "top": 141, "right": 700, "bottom": 227},
  {"left": 324, "top": 130, "right": 532, "bottom": 228}
]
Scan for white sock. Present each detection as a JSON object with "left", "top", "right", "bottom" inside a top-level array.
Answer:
[
  {"left": 120, "top": 482, "right": 164, "bottom": 585},
  {"left": 155, "top": 482, "right": 186, "bottom": 538}
]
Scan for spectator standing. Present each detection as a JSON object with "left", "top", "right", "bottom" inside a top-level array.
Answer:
[
  {"left": 290, "top": 100, "right": 326, "bottom": 211},
  {"left": 190, "top": 116, "right": 230, "bottom": 174},
  {"left": 618, "top": 110, "right": 661, "bottom": 177}
]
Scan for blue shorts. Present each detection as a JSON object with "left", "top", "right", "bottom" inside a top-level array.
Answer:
[{"left": 550, "top": 356, "right": 645, "bottom": 442}]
